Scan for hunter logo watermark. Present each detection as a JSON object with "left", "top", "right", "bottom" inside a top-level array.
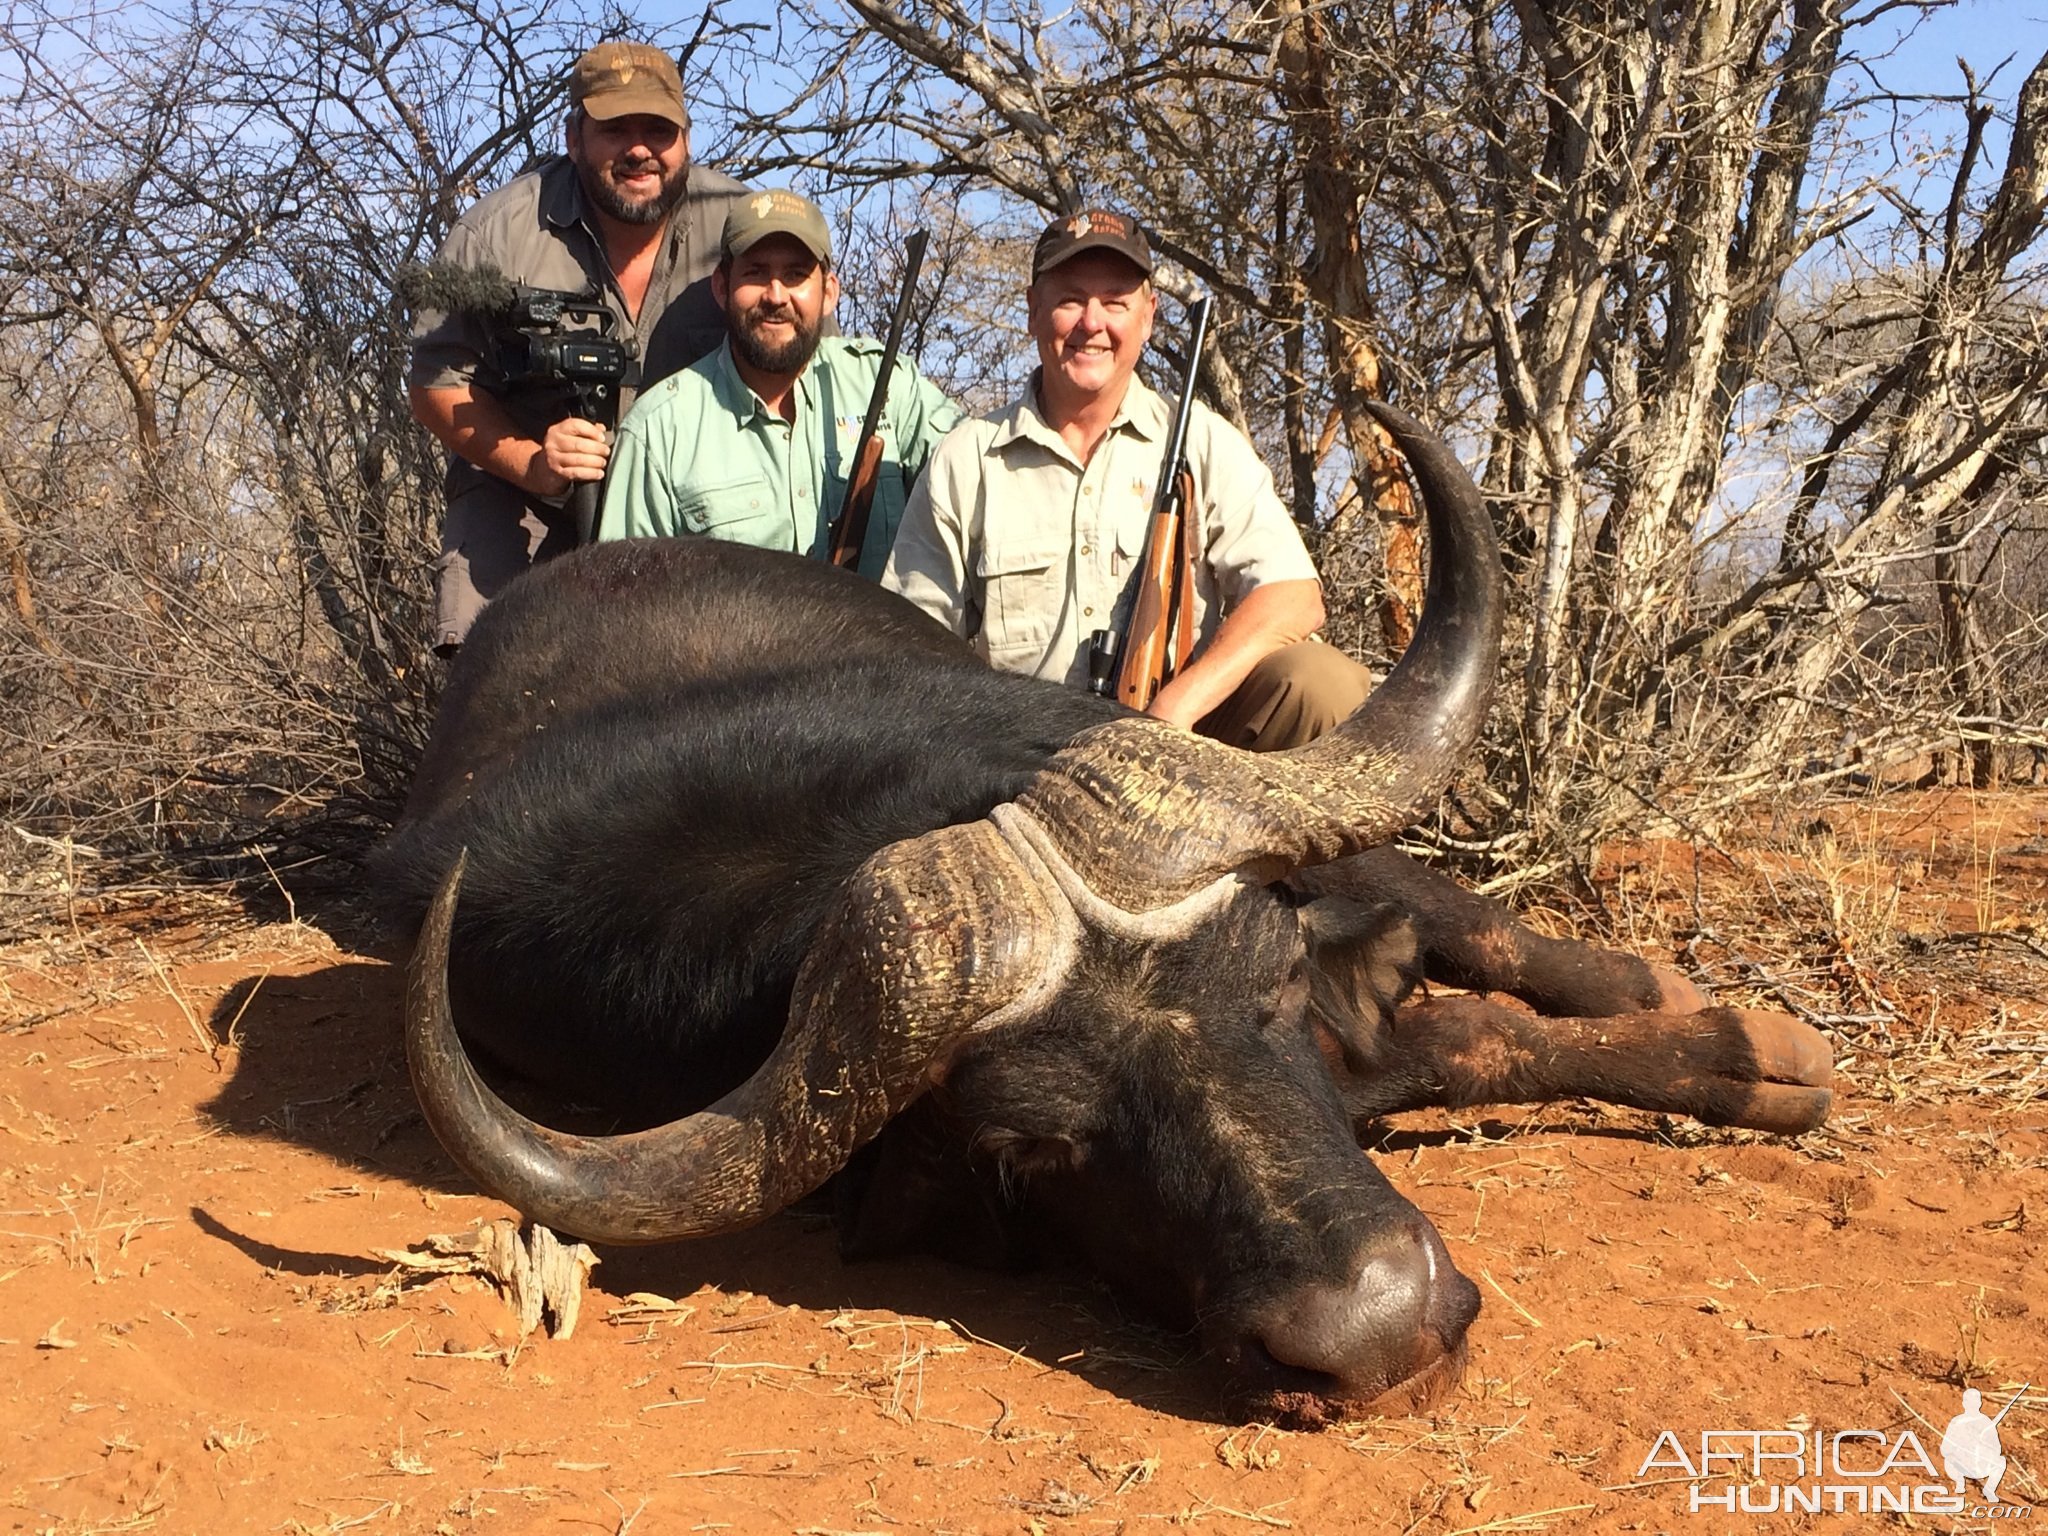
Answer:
[
  {"left": 1636, "top": 1384, "right": 2034, "bottom": 1517},
  {"left": 1945, "top": 1387, "right": 2024, "bottom": 1504}
]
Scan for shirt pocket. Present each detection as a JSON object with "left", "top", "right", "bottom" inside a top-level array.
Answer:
[
  {"left": 973, "top": 535, "right": 1067, "bottom": 664},
  {"left": 820, "top": 461, "right": 908, "bottom": 571},
  {"left": 673, "top": 475, "right": 786, "bottom": 551},
  {"left": 1112, "top": 502, "right": 1155, "bottom": 577}
]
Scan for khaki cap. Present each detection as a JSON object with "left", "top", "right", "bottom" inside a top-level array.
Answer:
[
  {"left": 1031, "top": 208, "right": 1155, "bottom": 280},
  {"left": 721, "top": 189, "right": 834, "bottom": 264},
  {"left": 570, "top": 41, "right": 688, "bottom": 129}
]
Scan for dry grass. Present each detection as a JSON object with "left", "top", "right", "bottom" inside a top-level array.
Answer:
[
  {"left": 1577, "top": 789, "right": 2048, "bottom": 1117},
  {"left": 0, "top": 1174, "right": 171, "bottom": 1283}
]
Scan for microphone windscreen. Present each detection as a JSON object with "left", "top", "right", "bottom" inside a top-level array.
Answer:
[{"left": 396, "top": 260, "right": 521, "bottom": 316}]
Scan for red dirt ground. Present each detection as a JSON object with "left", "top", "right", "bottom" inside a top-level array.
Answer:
[{"left": 3, "top": 790, "right": 2045, "bottom": 1536}]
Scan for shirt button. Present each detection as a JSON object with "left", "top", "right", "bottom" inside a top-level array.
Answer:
[
  {"left": 1080, "top": 544, "right": 1091, "bottom": 556},
  {"left": 1084, "top": 606, "right": 1094, "bottom": 617},
  {"left": 797, "top": 488, "right": 809, "bottom": 499}
]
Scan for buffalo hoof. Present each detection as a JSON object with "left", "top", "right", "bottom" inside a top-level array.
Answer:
[
  {"left": 1704, "top": 1008, "right": 1833, "bottom": 1134},
  {"left": 1646, "top": 963, "right": 1711, "bottom": 1014}
]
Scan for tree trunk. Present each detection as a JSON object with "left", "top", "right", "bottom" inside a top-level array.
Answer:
[{"left": 1273, "top": 0, "right": 1423, "bottom": 652}]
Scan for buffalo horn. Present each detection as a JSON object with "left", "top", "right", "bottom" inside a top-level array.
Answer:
[
  {"left": 406, "top": 820, "right": 1074, "bottom": 1245},
  {"left": 1013, "top": 402, "right": 1503, "bottom": 911}
]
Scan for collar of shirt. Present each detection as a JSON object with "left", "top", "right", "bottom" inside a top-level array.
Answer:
[
  {"left": 538, "top": 156, "right": 682, "bottom": 289},
  {"left": 707, "top": 337, "right": 819, "bottom": 431},
  {"left": 538, "top": 156, "right": 587, "bottom": 234},
  {"left": 991, "top": 369, "right": 1168, "bottom": 468}
]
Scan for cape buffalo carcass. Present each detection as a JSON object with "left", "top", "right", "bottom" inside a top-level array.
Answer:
[{"left": 373, "top": 405, "right": 1832, "bottom": 1426}]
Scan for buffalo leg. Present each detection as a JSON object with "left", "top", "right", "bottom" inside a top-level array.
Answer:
[
  {"left": 1295, "top": 847, "right": 1706, "bottom": 1017},
  {"left": 1336, "top": 995, "right": 1832, "bottom": 1135}
]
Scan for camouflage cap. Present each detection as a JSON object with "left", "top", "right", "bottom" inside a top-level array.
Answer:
[
  {"left": 721, "top": 189, "right": 834, "bottom": 264},
  {"left": 570, "top": 41, "right": 688, "bottom": 129},
  {"left": 1031, "top": 208, "right": 1155, "bottom": 281}
]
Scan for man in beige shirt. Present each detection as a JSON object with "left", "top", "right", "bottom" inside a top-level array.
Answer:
[{"left": 882, "top": 209, "right": 1372, "bottom": 751}]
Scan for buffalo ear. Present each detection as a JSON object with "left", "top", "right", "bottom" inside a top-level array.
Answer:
[{"left": 1297, "top": 896, "right": 1421, "bottom": 1074}]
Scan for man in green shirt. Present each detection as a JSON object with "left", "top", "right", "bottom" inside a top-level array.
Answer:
[{"left": 600, "top": 190, "right": 961, "bottom": 579}]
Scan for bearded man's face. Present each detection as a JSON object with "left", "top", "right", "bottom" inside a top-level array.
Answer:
[
  {"left": 716, "top": 235, "right": 838, "bottom": 376},
  {"left": 568, "top": 112, "right": 689, "bottom": 227}
]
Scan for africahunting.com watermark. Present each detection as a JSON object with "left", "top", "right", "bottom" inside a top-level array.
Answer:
[{"left": 1636, "top": 1384, "right": 2035, "bottom": 1517}]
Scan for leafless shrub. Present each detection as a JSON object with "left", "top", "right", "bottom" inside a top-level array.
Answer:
[
  {"left": 0, "top": 0, "right": 723, "bottom": 907},
  {"left": 0, "top": 0, "right": 2042, "bottom": 912}
]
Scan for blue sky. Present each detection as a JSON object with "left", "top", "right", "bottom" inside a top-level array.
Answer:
[
  {"left": 1876, "top": 0, "right": 2042, "bottom": 94},
  {"left": 1866, "top": 0, "right": 2045, "bottom": 169}
]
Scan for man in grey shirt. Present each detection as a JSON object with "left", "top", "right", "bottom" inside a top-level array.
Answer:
[{"left": 408, "top": 40, "right": 751, "bottom": 652}]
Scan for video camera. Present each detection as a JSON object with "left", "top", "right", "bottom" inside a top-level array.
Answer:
[
  {"left": 493, "top": 288, "right": 632, "bottom": 404},
  {"left": 400, "top": 261, "right": 639, "bottom": 543}
]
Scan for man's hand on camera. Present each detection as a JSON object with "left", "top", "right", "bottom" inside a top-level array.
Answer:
[
  {"left": 409, "top": 384, "right": 615, "bottom": 502},
  {"left": 533, "top": 418, "right": 612, "bottom": 495}
]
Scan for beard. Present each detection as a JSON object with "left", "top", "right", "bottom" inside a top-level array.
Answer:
[
  {"left": 579, "top": 153, "right": 690, "bottom": 227},
  {"left": 729, "top": 298, "right": 823, "bottom": 375}
]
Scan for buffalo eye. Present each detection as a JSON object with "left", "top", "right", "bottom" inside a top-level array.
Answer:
[
  {"left": 974, "top": 1126, "right": 1086, "bottom": 1184},
  {"left": 1260, "top": 955, "right": 1313, "bottom": 1035}
]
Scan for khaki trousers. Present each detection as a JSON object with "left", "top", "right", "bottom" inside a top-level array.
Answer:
[
  {"left": 1195, "top": 640, "right": 1377, "bottom": 753},
  {"left": 433, "top": 482, "right": 577, "bottom": 654}
]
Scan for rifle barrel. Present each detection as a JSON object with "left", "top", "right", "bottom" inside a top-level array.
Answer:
[
  {"left": 828, "top": 230, "right": 931, "bottom": 567},
  {"left": 1990, "top": 1383, "right": 2031, "bottom": 1426},
  {"left": 1155, "top": 296, "right": 1212, "bottom": 520}
]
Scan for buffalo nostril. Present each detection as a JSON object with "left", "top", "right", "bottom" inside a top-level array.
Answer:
[{"left": 1250, "top": 1217, "right": 1473, "bottom": 1398}]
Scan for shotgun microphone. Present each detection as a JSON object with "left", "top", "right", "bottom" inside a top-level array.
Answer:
[{"left": 395, "top": 260, "right": 524, "bottom": 317}]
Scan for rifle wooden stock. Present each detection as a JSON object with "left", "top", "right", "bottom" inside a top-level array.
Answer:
[
  {"left": 827, "top": 433, "right": 885, "bottom": 569},
  {"left": 1114, "top": 467, "right": 1198, "bottom": 710}
]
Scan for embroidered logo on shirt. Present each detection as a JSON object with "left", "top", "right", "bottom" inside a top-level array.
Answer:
[{"left": 837, "top": 416, "right": 891, "bottom": 456}]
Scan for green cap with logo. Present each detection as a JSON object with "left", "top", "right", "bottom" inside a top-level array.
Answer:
[
  {"left": 570, "top": 41, "right": 689, "bottom": 130},
  {"left": 721, "top": 189, "right": 834, "bottom": 264}
]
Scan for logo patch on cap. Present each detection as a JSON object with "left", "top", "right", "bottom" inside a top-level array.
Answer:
[
  {"left": 721, "top": 188, "right": 834, "bottom": 263},
  {"left": 1031, "top": 207, "right": 1153, "bottom": 279}
]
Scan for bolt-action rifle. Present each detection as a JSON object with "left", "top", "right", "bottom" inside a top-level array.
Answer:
[
  {"left": 1087, "top": 294, "right": 1212, "bottom": 710},
  {"left": 826, "top": 229, "right": 931, "bottom": 570}
]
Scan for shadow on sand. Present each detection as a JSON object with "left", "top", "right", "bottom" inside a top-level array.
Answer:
[{"left": 193, "top": 952, "right": 1224, "bottom": 1422}]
